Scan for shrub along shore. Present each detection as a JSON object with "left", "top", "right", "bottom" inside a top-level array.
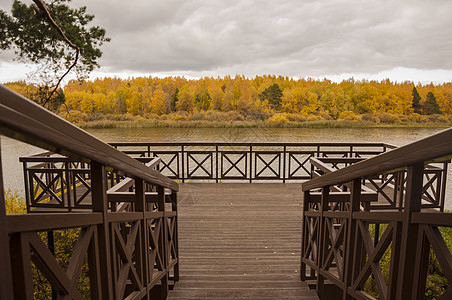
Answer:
[
  {"left": 67, "top": 111, "right": 451, "bottom": 129},
  {"left": 78, "top": 119, "right": 452, "bottom": 129}
]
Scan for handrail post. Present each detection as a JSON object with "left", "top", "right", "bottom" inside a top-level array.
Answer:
[
  {"left": 91, "top": 161, "right": 113, "bottom": 299},
  {"left": 283, "top": 146, "right": 287, "bottom": 183},
  {"left": 316, "top": 185, "right": 330, "bottom": 298},
  {"left": 215, "top": 145, "right": 219, "bottom": 183},
  {"left": 250, "top": 145, "right": 253, "bottom": 183},
  {"left": 181, "top": 146, "right": 185, "bottom": 183},
  {"left": 65, "top": 161, "right": 72, "bottom": 212},
  {"left": 439, "top": 161, "right": 448, "bottom": 212},
  {"left": 0, "top": 139, "right": 14, "bottom": 299},
  {"left": 171, "top": 190, "right": 180, "bottom": 282},
  {"left": 300, "top": 190, "right": 310, "bottom": 281},
  {"left": 134, "top": 178, "right": 149, "bottom": 296},
  {"left": 342, "top": 178, "right": 361, "bottom": 300},
  {"left": 22, "top": 160, "right": 31, "bottom": 213},
  {"left": 396, "top": 163, "right": 423, "bottom": 299},
  {"left": 157, "top": 186, "right": 169, "bottom": 298}
]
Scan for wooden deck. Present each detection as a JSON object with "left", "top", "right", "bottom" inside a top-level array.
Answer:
[{"left": 168, "top": 183, "right": 318, "bottom": 299}]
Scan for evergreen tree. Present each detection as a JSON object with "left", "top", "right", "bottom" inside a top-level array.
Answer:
[
  {"left": 259, "top": 83, "right": 283, "bottom": 109},
  {"left": 423, "top": 92, "right": 441, "bottom": 115},
  {"left": 411, "top": 86, "right": 422, "bottom": 114},
  {"left": 170, "top": 88, "right": 179, "bottom": 112}
]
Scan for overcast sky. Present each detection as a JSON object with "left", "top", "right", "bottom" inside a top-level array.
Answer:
[{"left": 1, "top": 0, "right": 452, "bottom": 84}]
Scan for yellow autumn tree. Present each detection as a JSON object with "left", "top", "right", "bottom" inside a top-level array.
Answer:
[
  {"left": 150, "top": 87, "right": 167, "bottom": 115},
  {"left": 176, "top": 86, "right": 194, "bottom": 112},
  {"left": 281, "top": 87, "right": 319, "bottom": 114}
]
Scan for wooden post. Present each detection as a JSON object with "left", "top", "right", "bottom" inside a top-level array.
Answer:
[
  {"left": 396, "top": 163, "right": 423, "bottom": 299},
  {"left": 316, "top": 185, "right": 329, "bottom": 299},
  {"left": 250, "top": 145, "right": 253, "bottom": 183},
  {"left": 412, "top": 225, "right": 430, "bottom": 299},
  {"left": 0, "top": 139, "right": 14, "bottom": 299},
  {"left": 300, "top": 190, "right": 310, "bottom": 281},
  {"left": 283, "top": 146, "right": 286, "bottom": 183},
  {"left": 387, "top": 219, "right": 402, "bottom": 300},
  {"left": 215, "top": 145, "right": 219, "bottom": 183},
  {"left": 91, "top": 161, "right": 113, "bottom": 299},
  {"left": 158, "top": 186, "right": 169, "bottom": 298},
  {"left": 342, "top": 178, "right": 361, "bottom": 300},
  {"left": 181, "top": 146, "right": 185, "bottom": 183},
  {"left": 9, "top": 233, "right": 34, "bottom": 299},
  {"left": 171, "top": 190, "right": 180, "bottom": 282},
  {"left": 135, "top": 178, "right": 149, "bottom": 297}
]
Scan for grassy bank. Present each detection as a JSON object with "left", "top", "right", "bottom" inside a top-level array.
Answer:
[{"left": 76, "top": 119, "right": 452, "bottom": 129}]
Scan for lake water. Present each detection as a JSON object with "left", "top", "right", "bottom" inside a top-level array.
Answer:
[{"left": 1, "top": 127, "right": 450, "bottom": 209}]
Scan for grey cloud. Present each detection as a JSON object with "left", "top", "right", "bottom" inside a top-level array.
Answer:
[{"left": 6, "top": 0, "right": 452, "bottom": 77}]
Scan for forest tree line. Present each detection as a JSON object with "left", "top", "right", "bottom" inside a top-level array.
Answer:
[{"left": 5, "top": 75, "right": 452, "bottom": 124}]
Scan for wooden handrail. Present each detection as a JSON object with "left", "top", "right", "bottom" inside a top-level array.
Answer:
[
  {"left": 111, "top": 141, "right": 397, "bottom": 148},
  {"left": 302, "top": 127, "right": 452, "bottom": 191},
  {"left": 0, "top": 85, "right": 178, "bottom": 191}
]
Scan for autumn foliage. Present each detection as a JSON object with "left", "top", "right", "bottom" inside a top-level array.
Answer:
[{"left": 5, "top": 75, "right": 452, "bottom": 124}]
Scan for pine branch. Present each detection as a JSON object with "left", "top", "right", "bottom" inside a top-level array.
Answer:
[{"left": 32, "top": 0, "right": 80, "bottom": 107}]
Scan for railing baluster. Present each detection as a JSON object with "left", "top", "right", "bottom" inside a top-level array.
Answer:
[
  {"left": 91, "top": 161, "right": 113, "bottom": 299},
  {"left": 135, "top": 178, "right": 148, "bottom": 296},
  {"left": 215, "top": 145, "right": 219, "bottom": 183},
  {"left": 343, "top": 178, "right": 361, "bottom": 300},
  {"left": 300, "top": 190, "right": 310, "bottom": 281},
  {"left": 440, "top": 162, "right": 448, "bottom": 211},
  {"left": 181, "top": 145, "right": 185, "bottom": 183},
  {"left": 412, "top": 225, "right": 431, "bottom": 299},
  {"left": 157, "top": 186, "right": 169, "bottom": 298},
  {"left": 283, "top": 145, "right": 286, "bottom": 183},
  {"left": 9, "top": 232, "right": 34, "bottom": 299},
  {"left": 316, "top": 185, "right": 330, "bottom": 298},
  {"left": 171, "top": 190, "right": 180, "bottom": 282},
  {"left": 396, "top": 163, "right": 424, "bottom": 299},
  {"left": 250, "top": 145, "right": 253, "bottom": 183}
]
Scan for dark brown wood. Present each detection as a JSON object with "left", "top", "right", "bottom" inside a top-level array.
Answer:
[
  {"left": 135, "top": 178, "right": 149, "bottom": 296},
  {"left": 111, "top": 141, "right": 394, "bottom": 148},
  {"left": 110, "top": 141, "right": 392, "bottom": 183},
  {"left": 171, "top": 191, "right": 180, "bottom": 283},
  {"left": 316, "top": 186, "right": 330, "bottom": 298},
  {"left": 6, "top": 213, "right": 102, "bottom": 232},
  {"left": 413, "top": 226, "right": 430, "bottom": 299},
  {"left": 387, "top": 221, "right": 402, "bottom": 300},
  {"left": 342, "top": 179, "right": 361, "bottom": 300},
  {"left": 396, "top": 163, "right": 423, "bottom": 300},
  {"left": 309, "top": 191, "right": 377, "bottom": 203},
  {"left": 91, "top": 161, "right": 113, "bottom": 299},
  {"left": 9, "top": 233, "right": 34, "bottom": 299},
  {"left": 303, "top": 128, "right": 452, "bottom": 191},
  {"left": 1, "top": 85, "right": 181, "bottom": 299},
  {"left": 300, "top": 190, "right": 310, "bottom": 281},
  {"left": 412, "top": 212, "right": 452, "bottom": 226},
  {"left": 158, "top": 186, "right": 169, "bottom": 298}
]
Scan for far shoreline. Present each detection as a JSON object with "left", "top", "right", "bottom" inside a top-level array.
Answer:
[{"left": 77, "top": 119, "right": 452, "bottom": 129}]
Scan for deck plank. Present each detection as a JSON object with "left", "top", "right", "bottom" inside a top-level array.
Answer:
[{"left": 168, "top": 183, "right": 318, "bottom": 299}]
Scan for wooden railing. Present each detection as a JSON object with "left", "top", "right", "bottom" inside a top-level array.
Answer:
[
  {"left": 300, "top": 128, "right": 452, "bottom": 300},
  {"left": 110, "top": 142, "right": 396, "bottom": 182},
  {"left": 310, "top": 157, "right": 449, "bottom": 211},
  {"left": 0, "top": 85, "right": 179, "bottom": 299},
  {"left": 21, "top": 142, "right": 397, "bottom": 212}
]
